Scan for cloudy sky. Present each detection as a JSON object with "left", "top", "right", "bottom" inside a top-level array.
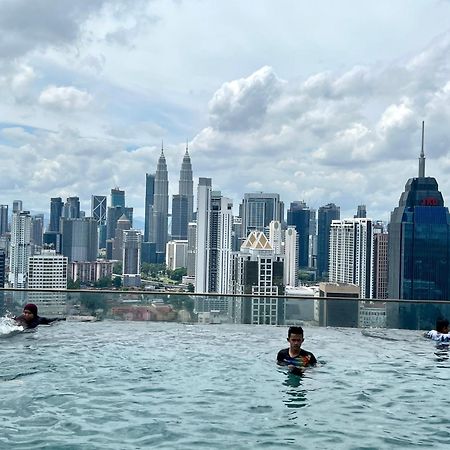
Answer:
[{"left": 1, "top": 0, "right": 450, "bottom": 226}]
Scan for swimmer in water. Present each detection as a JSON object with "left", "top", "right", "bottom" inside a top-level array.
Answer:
[
  {"left": 424, "top": 318, "right": 450, "bottom": 346},
  {"left": 14, "top": 303, "right": 65, "bottom": 329},
  {"left": 277, "top": 326, "right": 317, "bottom": 375}
]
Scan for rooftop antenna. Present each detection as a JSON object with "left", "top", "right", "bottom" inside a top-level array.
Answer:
[{"left": 419, "top": 121, "right": 425, "bottom": 178}]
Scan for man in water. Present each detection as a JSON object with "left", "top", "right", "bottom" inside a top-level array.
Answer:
[
  {"left": 14, "top": 303, "right": 65, "bottom": 329},
  {"left": 424, "top": 318, "right": 449, "bottom": 341},
  {"left": 277, "top": 326, "right": 316, "bottom": 375}
]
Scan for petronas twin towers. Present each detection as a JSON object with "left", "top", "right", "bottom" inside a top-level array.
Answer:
[{"left": 144, "top": 143, "right": 193, "bottom": 262}]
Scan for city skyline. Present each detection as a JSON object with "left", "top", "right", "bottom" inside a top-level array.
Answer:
[{"left": 1, "top": 1, "right": 450, "bottom": 221}]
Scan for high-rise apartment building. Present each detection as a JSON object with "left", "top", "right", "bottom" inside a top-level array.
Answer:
[
  {"left": 287, "top": 201, "right": 311, "bottom": 268},
  {"left": 9, "top": 211, "right": 32, "bottom": 288},
  {"left": 317, "top": 203, "right": 340, "bottom": 278},
  {"left": 150, "top": 147, "right": 169, "bottom": 257},
  {"left": 195, "top": 180, "right": 233, "bottom": 294},
  {"left": 329, "top": 218, "right": 374, "bottom": 299},
  {"left": 31, "top": 214, "right": 44, "bottom": 250},
  {"left": 284, "top": 226, "right": 299, "bottom": 287},
  {"left": 0, "top": 204, "right": 8, "bottom": 236},
  {"left": 28, "top": 250, "right": 68, "bottom": 290},
  {"left": 268, "top": 220, "right": 282, "bottom": 255},
  {"left": 373, "top": 227, "right": 388, "bottom": 300},
  {"left": 112, "top": 214, "right": 131, "bottom": 261},
  {"left": 387, "top": 125, "right": 450, "bottom": 329},
  {"left": 0, "top": 250, "right": 5, "bottom": 287},
  {"left": 231, "top": 231, "right": 285, "bottom": 325},
  {"left": 187, "top": 222, "right": 197, "bottom": 277},
  {"left": 166, "top": 240, "right": 188, "bottom": 270},
  {"left": 49, "top": 197, "right": 63, "bottom": 232},
  {"left": 240, "top": 193, "right": 283, "bottom": 238}
]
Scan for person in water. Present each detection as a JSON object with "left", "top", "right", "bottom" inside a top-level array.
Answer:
[
  {"left": 424, "top": 318, "right": 449, "bottom": 342},
  {"left": 14, "top": 303, "right": 65, "bottom": 329},
  {"left": 277, "top": 326, "right": 316, "bottom": 375}
]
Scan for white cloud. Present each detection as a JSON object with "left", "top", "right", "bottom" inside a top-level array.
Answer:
[{"left": 38, "top": 86, "right": 93, "bottom": 110}]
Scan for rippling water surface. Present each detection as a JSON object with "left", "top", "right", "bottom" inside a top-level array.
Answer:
[{"left": 1, "top": 320, "right": 449, "bottom": 449}]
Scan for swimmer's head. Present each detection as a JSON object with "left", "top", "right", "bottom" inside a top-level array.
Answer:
[
  {"left": 23, "top": 303, "right": 38, "bottom": 321},
  {"left": 436, "top": 318, "right": 449, "bottom": 334}
]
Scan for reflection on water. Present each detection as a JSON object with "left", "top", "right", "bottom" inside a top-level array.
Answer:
[{"left": 282, "top": 372, "right": 308, "bottom": 411}]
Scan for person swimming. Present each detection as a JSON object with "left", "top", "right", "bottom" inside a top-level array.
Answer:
[
  {"left": 14, "top": 303, "right": 65, "bottom": 329},
  {"left": 424, "top": 318, "right": 450, "bottom": 346}
]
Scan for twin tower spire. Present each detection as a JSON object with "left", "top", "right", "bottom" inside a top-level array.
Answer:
[{"left": 144, "top": 141, "right": 194, "bottom": 259}]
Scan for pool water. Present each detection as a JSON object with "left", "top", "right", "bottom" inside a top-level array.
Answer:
[{"left": 1, "top": 321, "right": 449, "bottom": 449}]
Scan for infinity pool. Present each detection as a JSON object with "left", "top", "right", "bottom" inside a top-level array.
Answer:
[{"left": 1, "top": 321, "right": 449, "bottom": 449}]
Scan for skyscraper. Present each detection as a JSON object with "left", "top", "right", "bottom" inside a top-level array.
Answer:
[
  {"left": 0, "top": 250, "right": 5, "bottom": 288},
  {"left": 49, "top": 197, "right": 63, "bottom": 232},
  {"left": 150, "top": 146, "right": 169, "bottom": 257},
  {"left": 63, "top": 197, "right": 80, "bottom": 219},
  {"left": 60, "top": 217, "right": 98, "bottom": 263},
  {"left": 92, "top": 195, "right": 107, "bottom": 249},
  {"left": 9, "top": 211, "right": 32, "bottom": 288},
  {"left": 144, "top": 173, "right": 155, "bottom": 242},
  {"left": 171, "top": 194, "right": 188, "bottom": 240},
  {"left": 179, "top": 143, "right": 194, "bottom": 222},
  {"left": 112, "top": 214, "right": 131, "bottom": 261},
  {"left": 122, "top": 229, "right": 142, "bottom": 287},
  {"left": 329, "top": 218, "right": 374, "bottom": 299},
  {"left": 317, "top": 203, "right": 340, "bottom": 278},
  {"left": 284, "top": 226, "right": 299, "bottom": 287},
  {"left": 240, "top": 193, "right": 283, "bottom": 238},
  {"left": 12, "top": 200, "right": 23, "bottom": 213},
  {"left": 0, "top": 204, "right": 8, "bottom": 236},
  {"left": 111, "top": 188, "right": 125, "bottom": 208},
  {"left": 287, "top": 201, "right": 310, "bottom": 268},
  {"left": 31, "top": 214, "right": 44, "bottom": 250},
  {"left": 387, "top": 124, "right": 450, "bottom": 329}
]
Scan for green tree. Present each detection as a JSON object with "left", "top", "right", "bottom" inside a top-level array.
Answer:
[
  {"left": 67, "top": 279, "right": 81, "bottom": 289},
  {"left": 187, "top": 283, "right": 194, "bottom": 293},
  {"left": 113, "top": 262, "right": 122, "bottom": 275},
  {"left": 94, "top": 277, "right": 113, "bottom": 288},
  {"left": 169, "top": 267, "right": 187, "bottom": 282},
  {"left": 113, "top": 276, "right": 122, "bottom": 288}
]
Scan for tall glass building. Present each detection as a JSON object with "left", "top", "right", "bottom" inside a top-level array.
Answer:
[{"left": 387, "top": 128, "right": 450, "bottom": 329}]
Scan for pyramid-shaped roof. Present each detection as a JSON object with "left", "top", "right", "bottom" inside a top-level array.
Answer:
[{"left": 241, "top": 231, "right": 273, "bottom": 251}]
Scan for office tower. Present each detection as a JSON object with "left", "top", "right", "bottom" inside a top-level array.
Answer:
[
  {"left": 231, "top": 231, "right": 285, "bottom": 325},
  {"left": 112, "top": 214, "right": 131, "bottom": 261},
  {"left": 28, "top": 250, "right": 68, "bottom": 289},
  {"left": 166, "top": 240, "right": 188, "bottom": 270},
  {"left": 9, "top": 211, "right": 32, "bottom": 288},
  {"left": 111, "top": 188, "right": 125, "bottom": 208},
  {"left": 268, "top": 220, "right": 282, "bottom": 255},
  {"left": 287, "top": 201, "right": 311, "bottom": 268},
  {"left": 0, "top": 204, "right": 8, "bottom": 235},
  {"left": 150, "top": 147, "right": 169, "bottom": 256},
  {"left": 0, "top": 250, "right": 5, "bottom": 287},
  {"left": 240, "top": 193, "right": 283, "bottom": 238},
  {"left": 60, "top": 217, "right": 98, "bottom": 262},
  {"left": 122, "top": 229, "right": 142, "bottom": 287},
  {"left": 106, "top": 205, "right": 133, "bottom": 240},
  {"left": 284, "top": 226, "right": 299, "bottom": 287},
  {"left": 179, "top": 144, "right": 194, "bottom": 222},
  {"left": 49, "top": 197, "right": 63, "bottom": 232},
  {"left": 354, "top": 205, "right": 367, "bottom": 219},
  {"left": 31, "top": 214, "right": 44, "bottom": 250},
  {"left": 171, "top": 194, "right": 188, "bottom": 240},
  {"left": 373, "top": 226, "right": 388, "bottom": 300},
  {"left": 329, "top": 218, "right": 374, "bottom": 299},
  {"left": 92, "top": 195, "right": 107, "bottom": 249},
  {"left": 43, "top": 231, "right": 62, "bottom": 253},
  {"left": 63, "top": 197, "right": 80, "bottom": 219},
  {"left": 144, "top": 173, "right": 155, "bottom": 242},
  {"left": 12, "top": 200, "right": 23, "bottom": 213},
  {"left": 318, "top": 282, "right": 360, "bottom": 327},
  {"left": 387, "top": 124, "right": 450, "bottom": 329},
  {"left": 308, "top": 208, "right": 317, "bottom": 269},
  {"left": 187, "top": 222, "right": 197, "bottom": 277},
  {"left": 317, "top": 203, "right": 340, "bottom": 278},
  {"left": 231, "top": 216, "right": 243, "bottom": 251}
]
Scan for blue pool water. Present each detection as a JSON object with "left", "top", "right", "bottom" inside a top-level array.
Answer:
[{"left": 1, "top": 320, "right": 449, "bottom": 449}]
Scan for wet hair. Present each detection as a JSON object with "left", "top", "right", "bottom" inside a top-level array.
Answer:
[
  {"left": 23, "top": 303, "right": 38, "bottom": 316},
  {"left": 436, "top": 318, "right": 449, "bottom": 333},
  {"left": 288, "top": 326, "right": 304, "bottom": 338}
]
